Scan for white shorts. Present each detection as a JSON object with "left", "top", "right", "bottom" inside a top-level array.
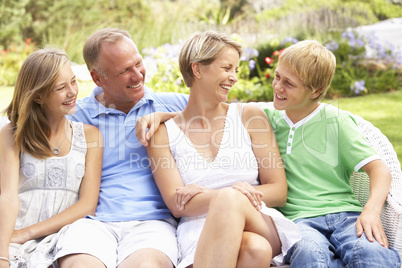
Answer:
[{"left": 54, "top": 218, "right": 178, "bottom": 267}]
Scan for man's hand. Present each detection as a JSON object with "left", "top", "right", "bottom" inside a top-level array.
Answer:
[
  {"left": 135, "top": 113, "right": 163, "bottom": 147},
  {"left": 135, "top": 112, "right": 178, "bottom": 146}
]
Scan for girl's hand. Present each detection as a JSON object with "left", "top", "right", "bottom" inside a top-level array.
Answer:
[
  {"left": 175, "top": 184, "right": 208, "bottom": 211},
  {"left": 0, "top": 259, "right": 10, "bottom": 268},
  {"left": 231, "top": 182, "right": 264, "bottom": 210},
  {"left": 10, "top": 227, "right": 31, "bottom": 245}
]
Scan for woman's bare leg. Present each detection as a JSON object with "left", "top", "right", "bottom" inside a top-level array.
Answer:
[
  {"left": 237, "top": 231, "right": 272, "bottom": 268},
  {"left": 193, "top": 188, "right": 281, "bottom": 268}
]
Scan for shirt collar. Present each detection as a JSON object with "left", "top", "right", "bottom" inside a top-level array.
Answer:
[
  {"left": 281, "top": 103, "right": 327, "bottom": 129},
  {"left": 86, "top": 86, "right": 155, "bottom": 118}
]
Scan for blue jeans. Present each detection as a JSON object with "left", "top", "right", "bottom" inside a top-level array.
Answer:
[{"left": 285, "top": 212, "right": 401, "bottom": 268}]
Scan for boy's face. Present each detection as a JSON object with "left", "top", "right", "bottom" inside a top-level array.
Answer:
[{"left": 272, "top": 63, "right": 320, "bottom": 119}]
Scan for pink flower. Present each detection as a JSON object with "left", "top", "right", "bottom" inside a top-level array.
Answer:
[
  {"left": 265, "top": 57, "right": 274, "bottom": 65},
  {"left": 272, "top": 50, "right": 280, "bottom": 57}
]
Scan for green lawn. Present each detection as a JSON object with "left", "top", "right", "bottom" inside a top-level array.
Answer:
[{"left": 1, "top": 85, "right": 401, "bottom": 164}]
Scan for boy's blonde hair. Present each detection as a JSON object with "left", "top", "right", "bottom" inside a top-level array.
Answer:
[
  {"left": 179, "top": 30, "right": 243, "bottom": 87},
  {"left": 278, "top": 40, "right": 336, "bottom": 100}
]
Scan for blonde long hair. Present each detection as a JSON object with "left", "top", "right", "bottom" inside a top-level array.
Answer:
[{"left": 5, "top": 48, "right": 70, "bottom": 159}]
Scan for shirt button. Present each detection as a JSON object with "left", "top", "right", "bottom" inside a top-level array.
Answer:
[
  {"left": 289, "top": 135, "right": 293, "bottom": 138},
  {"left": 292, "top": 127, "right": 295, "bottom": 131},
  {"left": 288, "top": 143, "right": 292, "bottom": 146}
]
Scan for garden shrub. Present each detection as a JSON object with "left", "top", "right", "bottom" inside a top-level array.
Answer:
[
  {"left": 0, "top": 38, "right": 36, "bottom": 86},
  {"left": 1, "top": 0, "right": 401, "bottom": 100}
]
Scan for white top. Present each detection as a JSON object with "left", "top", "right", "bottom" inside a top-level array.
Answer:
[
  {"left": 165, "top": 103, "right": 300, "bottom": 267},
  {"left": 9, "top": 121, "right": 87, "bottom": 268},
  {"left": 16, "top": 121, "right": 87, "bottom": 229}
]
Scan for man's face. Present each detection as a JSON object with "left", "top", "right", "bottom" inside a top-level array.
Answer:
[{"left": 95, "top": 37, "right": 146, "bottom": 113}]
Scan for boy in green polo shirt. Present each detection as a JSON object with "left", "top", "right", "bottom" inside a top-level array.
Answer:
[{"left": 264, "top": 40, "right": 400, "bottom": 267}]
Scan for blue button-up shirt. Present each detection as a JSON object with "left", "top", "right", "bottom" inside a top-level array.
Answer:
[{"left": 68, "top": 86, "right": 188, "bottom": 222}]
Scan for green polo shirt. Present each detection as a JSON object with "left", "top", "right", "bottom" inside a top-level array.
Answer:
[{"left": 265, "top": 103, "right": 379, "bottom": 221}]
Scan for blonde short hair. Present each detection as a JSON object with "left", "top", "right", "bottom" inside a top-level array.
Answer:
[
  {"left": 179, "top": 30, "right": 243, "bottom": 87},
  {"left": 278, "top": 40, "right": 336, "bottom": 100},
  {"left": 83, "top": 28, "right": 131, "bottom": 75},
  {"left": 6, "top": 48, "right": 70, "bottom": 158}
]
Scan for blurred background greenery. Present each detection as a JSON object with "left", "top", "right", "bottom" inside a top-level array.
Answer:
[
  {"left": 1, "top": 0, "right": 401, "bottom": 99},
  {"left": 0, "top": 0, "right": 401, "bottom": 162}
]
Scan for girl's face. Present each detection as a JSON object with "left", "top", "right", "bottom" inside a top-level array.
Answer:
[{"left": 42, "top": 62, "right": 78, "bottom": 117}]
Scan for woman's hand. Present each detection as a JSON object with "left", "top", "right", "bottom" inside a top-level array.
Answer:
[
  {"left": 175, "top": 184, "right": 209, "bottom": 211},
  {"left": 231, "top": 182, "right": 264, "bottom": 210}
]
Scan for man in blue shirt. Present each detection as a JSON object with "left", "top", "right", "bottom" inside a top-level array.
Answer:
[{"left": 54, "top": 28, "right": 188, "bottom": 268}]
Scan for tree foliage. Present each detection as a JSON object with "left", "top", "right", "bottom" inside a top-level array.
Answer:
[{"left": 0, "top": 0, "right": 30, "bottom": 47}]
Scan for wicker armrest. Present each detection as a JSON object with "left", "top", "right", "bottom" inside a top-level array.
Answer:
[{"left": 351, "top": 113, "right": 402, "bottom": 255}]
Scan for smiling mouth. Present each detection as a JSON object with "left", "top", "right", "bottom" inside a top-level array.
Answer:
[
  {"left": 276, "top": 93, "right": 286, "bottom": 100},
  {"left": 63, "top": 99, "right": 75, "bottom": 105},
  {"left": 128, "top": 83, "right": 141, "bottom": 89},
  {"left": 220, "top": 85, "right": 231, "bottom": 91}
]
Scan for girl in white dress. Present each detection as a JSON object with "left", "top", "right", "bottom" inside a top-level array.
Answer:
[
  {"left": 0, "top": 48, "right": 103, "bottom": 268},
  {"left": 143, "top": 31, "right": 301, "bottom": 267}
]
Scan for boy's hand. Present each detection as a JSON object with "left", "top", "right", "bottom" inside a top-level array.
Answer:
[
  {"left": 356, "top": 208, "right": 389, "bottom": 248},
  {"left": 231, "top": 182, "right": 264, "bottom": 211}
]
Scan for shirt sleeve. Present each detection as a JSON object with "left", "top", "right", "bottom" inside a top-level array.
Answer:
[
  {"left": 338, "top": 113, "right": 379, "bottom": 172},
  {"left": 152, "top": 92, "right": 189, "bottom": 112}
]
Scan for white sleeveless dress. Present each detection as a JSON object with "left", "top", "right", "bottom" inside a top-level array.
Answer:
[
  {"left": 165, "top": 103, "right": 301, "bottom": 267},
  {"left": 9, "top": 121, "right": 87, "bottom": 268}
]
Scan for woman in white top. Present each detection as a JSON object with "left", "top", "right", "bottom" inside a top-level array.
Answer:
[
  {"left": 141, "top": 31, "right": 300, "bottom": 267},
  {"left": 0, "top": 48, "right": 103, "bottom": 268}
]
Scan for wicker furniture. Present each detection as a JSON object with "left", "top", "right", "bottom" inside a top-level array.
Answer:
[
  {"left": 349, "top": 113, "right": 402, "bottom": 256},
  {"left": 1, "top": 104, "right": 401, "bottom": 257},
  {"left": 255, "top": 102, "right": 402, "bottom": 258}
]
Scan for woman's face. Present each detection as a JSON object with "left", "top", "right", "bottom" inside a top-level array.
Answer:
[
  {"left": 42, "top": 62, "right": 78, "bottom": 117},
  {"left": 198, "top": 47, "right": 239, "bottom": 102}
]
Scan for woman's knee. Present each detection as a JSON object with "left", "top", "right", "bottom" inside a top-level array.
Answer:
[
  {"left": 237, "top": 232, "right": 272, "bottom": 268},
  {"left": 209, "top": 188, "right": 247, "bottom": 212}
]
